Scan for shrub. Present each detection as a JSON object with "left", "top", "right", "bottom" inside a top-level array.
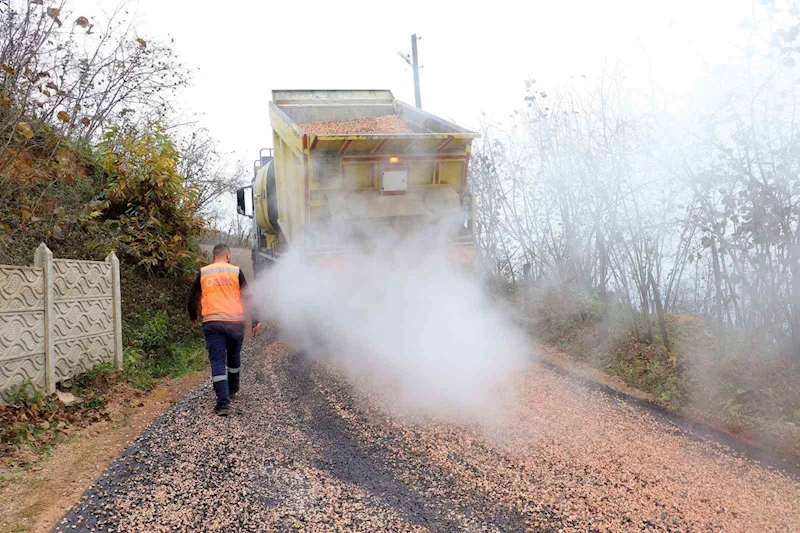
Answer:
[
  {"left": 97, "top": 123, "right": 204, "bottom": 274},
  {"left": 137, "top": 311, "right": 169, "bottom": 354},
  {"left": 528, "top": 285, "right": 604, "bottom": 343}
]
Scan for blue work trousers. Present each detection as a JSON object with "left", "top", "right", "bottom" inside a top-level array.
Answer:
[{"left": 203, "top": 321, "right": 245, "bottom": 406}]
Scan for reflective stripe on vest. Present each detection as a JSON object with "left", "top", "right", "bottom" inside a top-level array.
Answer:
[{"left": 200, "top": 263, "right": 245, "bottom": 322}]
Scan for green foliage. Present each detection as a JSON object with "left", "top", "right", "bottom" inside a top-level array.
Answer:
[
  {"left": 121, "top": 342, "right": 206, "bottom": 391},
  {"left": 610, "top": 342, "right": 682, "bottom": 411},
  {"left": 0, "top": 119, "right": 206, "bottom": 275},
  {"left": 150, "top": 342, "right": 207, "bottom": 380},
  {"left": 121, "top": 348, "right": 154, "bottom": 390},
  {"left": 121, "top": 304, "right": 205, "bottom": 388},
  {"left": 137, "top": 311, "right": 169, "bottom": 353},
  {"left": 674, "top": 317, "right": 800, "bottom": 434},
  {"left": 118, "top": 261, "right": 206, "bottom": 390},
  {"left": 97, "top": 123, "right": 204, "bottom": 274}
]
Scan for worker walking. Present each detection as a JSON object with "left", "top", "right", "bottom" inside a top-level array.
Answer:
[{"left": 188, "top": 244, "right": 261, "bottom": 416}]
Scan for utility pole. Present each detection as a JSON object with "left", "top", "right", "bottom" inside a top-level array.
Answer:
[
  {"left": 411, "top": 34, "right": 422, "bottom": 108},
  {"left": 398, "top": 34, "right": 423, "bottom": 108}
]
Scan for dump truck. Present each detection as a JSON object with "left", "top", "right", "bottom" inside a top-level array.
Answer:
[{"left": 236, "top": 89, "right": 479, "bottom": 275}]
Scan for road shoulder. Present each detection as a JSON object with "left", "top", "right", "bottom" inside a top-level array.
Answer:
[
  {"left": 535, "top": 343, "right": 800, "bottom": 479},
  {"left": 0, "top": 369, "right": 207, "bottom": 533}
]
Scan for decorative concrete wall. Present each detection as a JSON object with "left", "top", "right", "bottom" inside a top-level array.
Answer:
[
  {"left": 0, "top": 244, "right": 122, "bottom": 400},
  {"left": 0, "top": 265, "right": 46, "bottom": 397}
]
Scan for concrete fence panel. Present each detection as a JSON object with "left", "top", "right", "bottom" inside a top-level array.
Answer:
[
  {"left": 51, "top": 258, "right": 115, "bottom": 382},
  {"left": 0, "top": 244, "right": 122, "bottom": 401},
  {"left": 0, "top": 265, "right": 46, "bottom": 397}
]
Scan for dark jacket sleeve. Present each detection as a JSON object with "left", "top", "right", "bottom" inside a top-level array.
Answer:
[
  {"left": 239, "top": 270, "right": 259, "bottom": 326},
  {"left": 187, "top": 273, "right": 201, "bottom": 322}
]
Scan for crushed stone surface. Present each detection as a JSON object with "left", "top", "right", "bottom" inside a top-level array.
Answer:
[
  {"left": 300, "top": 115, "right": 414, "bottom": 135},
  {"left": 55, "top": 326, "right": 800, "bottom": 532}
]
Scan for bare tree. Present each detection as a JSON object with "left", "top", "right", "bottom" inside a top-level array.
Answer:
[
  {"left": 0, "top": 0, "right": 189, "bottom": 142},
  {"left": 472, "top": 4, "right": 800, "bottom": 364},
  {"left": 177, "top": 127, "right": 245, "bottom": 215}
]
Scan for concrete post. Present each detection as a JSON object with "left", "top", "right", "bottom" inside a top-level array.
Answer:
[
  {"left": 34, "top": 243, "right": 55, "bottom": 393},
  {"left": 105, "top": 251, "right": 123, "bottom": 369}
]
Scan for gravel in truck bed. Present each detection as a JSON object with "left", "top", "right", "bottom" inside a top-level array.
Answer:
[
  {"left": 55, "top": 326, "right": 800, "bottom": 532},
  {"left": 300, "top": 115, "right": 414, "bottom": 135}
]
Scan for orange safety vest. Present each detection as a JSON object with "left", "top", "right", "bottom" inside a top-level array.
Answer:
[{"left": 200, "top": 262, "right": 245, "bottom": 322}]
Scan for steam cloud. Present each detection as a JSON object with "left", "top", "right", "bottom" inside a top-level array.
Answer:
[{"left": 252, "top": 227, "right": 532, "bottom": 421}]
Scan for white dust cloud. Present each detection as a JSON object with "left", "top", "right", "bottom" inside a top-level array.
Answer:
[{"left": 252, "top": 227, "right": 532, "bottom": 421}]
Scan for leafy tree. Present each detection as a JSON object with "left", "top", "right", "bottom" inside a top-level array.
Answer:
[{"left": 97, "top": 123, "right": 204, "bottom": 273}]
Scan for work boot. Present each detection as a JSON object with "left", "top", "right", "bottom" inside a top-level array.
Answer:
[{"left": 214, "top": 403, "right": 230, "bottom": 417}]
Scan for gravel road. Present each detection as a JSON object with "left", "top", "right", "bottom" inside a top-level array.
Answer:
[{"left": 55, "top": 326, "right": 800, "bottom": 532}]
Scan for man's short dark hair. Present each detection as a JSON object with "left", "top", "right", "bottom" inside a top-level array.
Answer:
[{"left": 212, "top": 243, "right": 230, "bottom": 258}]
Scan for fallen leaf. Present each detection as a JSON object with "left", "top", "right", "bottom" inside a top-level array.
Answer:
[
  {"left": 57, "top": 111, "right": 70, "bottom": 123},
  {"left": 46, "top": 7, "right": 62, "bottom": 26},
  {"left": 16, "top": 122, "right": 34, "bottom": 139},
  {"left": 136, "top": 38, "right": 147, "bottom": 48}
]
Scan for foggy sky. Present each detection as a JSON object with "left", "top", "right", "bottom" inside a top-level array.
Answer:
[{"left": 71, "top": 0, "right": 758, "bottom": 162}]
